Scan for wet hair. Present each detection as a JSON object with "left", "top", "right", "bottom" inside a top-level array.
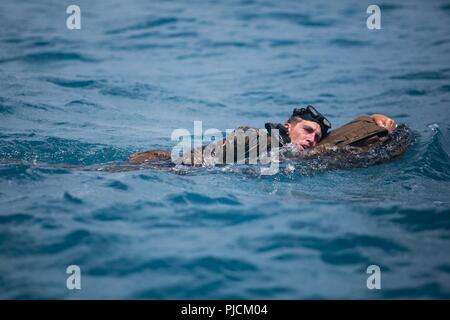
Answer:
[{"left": 286, "top": 115, "right": 304, "bottom": 125}]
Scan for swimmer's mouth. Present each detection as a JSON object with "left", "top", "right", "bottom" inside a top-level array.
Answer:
[{"left": 296, "top": 144, "right": 308, "bottom": 152}]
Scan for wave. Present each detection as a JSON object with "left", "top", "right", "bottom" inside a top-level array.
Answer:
[
  {"left": 328, "top": 38, "right": 368, "bottom": 47},
  {"left": 45, "top": 77, "right": 101, "bottom": 89},
  {"left": 0, "top": 52, "right": 97, "bottom": 64},
  {"left": 0, "top": 135, "right": 132, "bottom": 166},
  {"left": 365, "top": 205, "right": 450, "bottom": 232},
  {"left": 403, "top": 124, "right": 450, "bottom": 181},
  {"left": 238, "top": 11, "right": 334, "bottom": 27},
  {"left": 105, "top": 17, "right": 195, "bottom": 35},
  {"left": 391, "top": 70, "right": 450, "bottom": 81}
]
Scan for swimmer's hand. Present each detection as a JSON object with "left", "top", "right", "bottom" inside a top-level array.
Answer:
[{"left": 370, "top": 114, "right": 397, "bottom": 132}]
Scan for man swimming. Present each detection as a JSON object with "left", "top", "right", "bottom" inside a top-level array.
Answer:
[
  {"left": 127, "top": 105, "right": 399, "bottom": 168},
  {"left": 264, "top": 106, "right": 396, "bottom": 152}
]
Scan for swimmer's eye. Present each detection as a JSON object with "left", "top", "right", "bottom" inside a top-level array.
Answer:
[
  {"left": 314, "top": 134, "right": 321, "bottom": 143},
  {"left": 304, "top": 126, "right": 321, "bottom": 142}
]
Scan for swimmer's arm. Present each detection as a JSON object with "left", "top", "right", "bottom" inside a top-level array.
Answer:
[
  {"left": 370, "top": 114, "right": 397, "bottom": 132},
  {"left": 128, "top": 149, "right": 171, "bottom": 164}
]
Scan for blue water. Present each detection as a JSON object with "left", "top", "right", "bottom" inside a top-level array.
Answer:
[{"left": 1, "top": 0, "right": 450, "bottom": 299}]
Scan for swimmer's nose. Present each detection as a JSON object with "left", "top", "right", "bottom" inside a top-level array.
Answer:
[{"left": 305, "top": 137, "right": 315, "bottom": 148}]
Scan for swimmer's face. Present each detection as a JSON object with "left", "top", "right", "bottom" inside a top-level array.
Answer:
[{"left": 285, "top": 119, "right": 322, "bottom": 151}]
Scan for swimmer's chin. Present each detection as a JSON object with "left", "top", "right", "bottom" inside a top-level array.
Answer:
[
  {"left": 283, "top": 143, "right": 330, "bottom": 159},
  {"left": 284, "top": 143, "right": 306, "bottom": 153}
]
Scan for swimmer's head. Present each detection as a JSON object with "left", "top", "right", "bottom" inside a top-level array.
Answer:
[{"left": 284, "top": 106, "right": 331, "bottom": 151}]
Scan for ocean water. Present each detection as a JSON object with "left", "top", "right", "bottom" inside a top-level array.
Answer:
[{"left": 1, "top": 0, "right": 450, "bottom": 299}]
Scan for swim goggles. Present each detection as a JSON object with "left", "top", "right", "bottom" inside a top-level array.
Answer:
[{"left": 292, "top": 105, "right": 331, "bottom": 136}]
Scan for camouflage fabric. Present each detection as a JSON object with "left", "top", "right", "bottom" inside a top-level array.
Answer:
[
  {"left": 306, "top": 115, "right": 390, "bottom": 156},
  {"left": 177, "top": 126, "right": 280, "bottom": 166}
]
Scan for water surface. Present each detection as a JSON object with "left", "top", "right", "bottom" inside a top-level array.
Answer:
[{"left": 1, "top": 0, "right": 450, "bottom": 299}]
